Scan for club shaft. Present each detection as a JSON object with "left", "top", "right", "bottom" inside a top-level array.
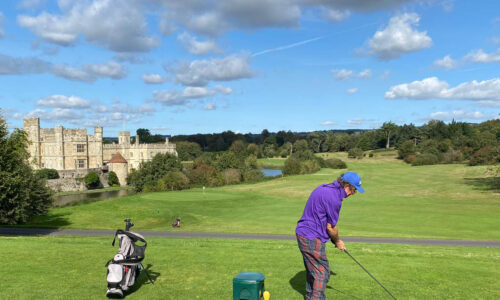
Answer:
[{"left": 344, "top": 249, "right": 397, "bottom": 300}]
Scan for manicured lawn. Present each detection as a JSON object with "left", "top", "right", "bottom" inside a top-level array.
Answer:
[
  {"left": 1, "top": 236, "right": 498, "bottom": 300},
  {"left": 257, "top": 157, "right": 286, "bottom": 168},
  {"left": 20, "top": 155, "right": 499, "bottom": 240}
]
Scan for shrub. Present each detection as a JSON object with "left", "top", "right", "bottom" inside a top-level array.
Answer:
[
  {"left": 301, "top": 160, "right": 321, "bottom": 174},
  {"left": 469, "top": 146, "right": 497, "bottom": 166},
  {"left": 157, "top": 171, "right": 190, "bottom": 191},
  {"left": 397, "top": 140, "right": 416, "bottom": 159},
  {"left": 368, "top": 152, "right": 374, "bottom": 158},
  {"left": 348, "top": 147, "right": 363, "bottom": 159},
  {"left": 325, "top": 158, "right": 347, "bottom": 169},
  {"left": 187, "top": 164, "right": 219, "bottom": 187},
  {"left": 242, "top": 169, "right": 264, "bottom": 182},
  {"left": 193, "top": 153, "right": 215, "bottom": 168},
  {"left": 244, "top": 155, "right": 258, "bottom": 170},
  {"left": 128, "top": 153, "right": 182, "bottom": 192},
  {"left": 291, "top": 149, "right": 316, "bottom": 161},
  {"left": 84, "top": 171, "right": 100, "bottom": 188},
  {"left": 314, "top": 156, "right": 327, "bottom": 168},
  {"left": 443, "top": 149, "right": 463, "bottom": 164},
  {"left": 411, "top": 154, "right": 439, "bottom": 166},
  {"left": 404, "top": 154, "right": 416, "bottom": 164},
  {"left": 222, "top": 169, "right": 241, "bottom": 185},
  {"left": 283, "top": 156, "right": 302, "bottom": 175},
  {"left": 214, "top": 151, "right": 242, "bottom": 172},
  {"left": 35, "top": 168, "right": 60, "bottom": 179},
  {"left": 108, "top": 171, "right": 119, "bottom": 186}
]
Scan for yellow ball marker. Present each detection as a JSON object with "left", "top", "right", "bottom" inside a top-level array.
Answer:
[{"left": 263, "top": 291, "right": 270, "bottom": 300}]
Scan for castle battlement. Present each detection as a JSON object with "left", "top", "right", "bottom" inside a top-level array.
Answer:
[{"left": 23, "top": 118, "right": 177, "bottom": 172}]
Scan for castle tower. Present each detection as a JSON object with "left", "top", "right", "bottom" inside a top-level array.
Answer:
[
  {"left": 23, "top": 118, "right": 41, "bottom": 168},
  {"left": 94, "top": 126, "right": 103, "bottom": 168},
  {"left": 118, "top": 131, "right": 130, "bottom": 146},
  {"left": 55, "top": 125, "right": 65, "bottom": 170},
  {"left": 108, "top": 152, "right": 128, "bottom": 186}
]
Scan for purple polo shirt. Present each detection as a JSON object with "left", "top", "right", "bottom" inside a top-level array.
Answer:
[{"left": 295, "top": 181, "right": 346, "bottom": 243}]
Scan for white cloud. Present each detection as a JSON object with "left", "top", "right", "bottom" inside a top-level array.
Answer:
[
  {"left": 204, "top": 103, "right": 216, "bottom": 110},
  {"left": 321, "top": 121, "right": 337, "bottom": 126},
  {"left": 331, "top": 68, "right": 371, "bottom": 80},
  {"left": 35, "top": 95, "right": 91, "bottom": 109},
  {"left": 214, "top": 85, "right": 232, "bottom": 95},
  {"left": 0, "top": 54, "right": 50, "bottom": 74},
  {"left": 465, "top": 48, "right": 500, "bottom": 63},
  {"left": 19, "top": 98, "right": 156, "bottom": 128},
  {"left": 17, "top": 0, "right": 160, "bottom": 52},
  {"left": 52, "top": 61, "right": 126, "bottom": 82},
  {"left": 424, "top": 110, "right": 486, "bottom": 121},
  {"left": 347, "top": 88, "right": 358, "bottom": 94},
  {"left": 150, "top": 87, "right": 217, "bottom": 106},
  {"left": 358, "top": 69, "right": 372, "bottom": 78},
  {"left": 477, "top": 100, "right": 500, "bottom": 108},
  {"left": 24, "top": 108, "right": 82, "bottom": 121},
  {"left": 304, "top": 0, "right": 415, "bottom": 12},
  {"left": 169, "top": 54, "right": 254, "bottom": 86},
  {"left": 367, "top": 13, "right": 432, "bottom": 60},
  {"left": 142, "top": 74, "right": 167, "bottom": 84},
  {"left": 177, "top": 32, "right": 221, "bottom": 55},
  {"left": 158, "top": 0, "right": 301, "bottom": 37},
  {"left": 434, "top": 55, "right": 457, "bottom": 70},
  {"left": 18, "top": 0, "right": 47, "bottom": 10},
  {"left": 331, "top": 69, "right": 353, "bottom": 80},
  {"left": 0, "top": 54, "right": 126, "bottom": 82},
  {"left": 347, "top": 119, "right": 364, "bottom": 125},
  {"left": 320, "top": 8, "right": 350, "bottom": 23},
  {"left": 492, "top": 37, "right": 500, "bottom": 44},
  {"left": 385, "top": 77, "right": 500, "bottom": 101},
  {"left": 0, "top": 12, "right": 4, "bottom": 38}
]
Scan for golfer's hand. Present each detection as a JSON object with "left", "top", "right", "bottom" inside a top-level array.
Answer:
[{"left": 335, "top": 239, "right": 345, "bottom": 252}]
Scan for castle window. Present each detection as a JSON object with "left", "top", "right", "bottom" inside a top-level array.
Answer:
[
  {"left": 77, "top": 144, "right": 85, "bottom": 153},
  {"left": 78, "top": 160, "right": 85, "bottom": 168}
]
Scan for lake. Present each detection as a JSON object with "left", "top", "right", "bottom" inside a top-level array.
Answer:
[
  {"left": 260, "top": 169, "right": 283, "bottom": 177},
  {"left": 54, "top": 189, "right": 136, "bottom": 207}
]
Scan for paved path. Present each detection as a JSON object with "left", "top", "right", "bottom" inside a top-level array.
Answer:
[{"left": 1, "top": 227, "right": 499, "bottom": 247}]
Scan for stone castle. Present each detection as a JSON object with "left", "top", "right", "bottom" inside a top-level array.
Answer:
[{"left": 23, "top": 118, "right": 177, "bottom": 185}]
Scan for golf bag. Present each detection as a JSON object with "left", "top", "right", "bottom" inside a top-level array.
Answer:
[{"left": 105, "top": 220, "right": 154, "bottom": 298}]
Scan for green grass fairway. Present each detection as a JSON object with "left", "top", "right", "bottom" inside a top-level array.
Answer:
[
  {"left": 1, "top": 236, "right": 498, "bottom": 299},
  {"left": 21, "top": 154, "right": 499, "bottom": 240},
  {"left": 257, "top": 157, "right": 286, "bottom": 168}
]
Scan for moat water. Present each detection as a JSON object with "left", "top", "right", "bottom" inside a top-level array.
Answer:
[
  {"left": 260, "top": 169, "right": 283, "bottom": 177},
  {"left": 54, "top": 189, "right": 136, "bottom": 207},
  {"left": 54, "top": 170, "right": 282, "bottom": 207}
]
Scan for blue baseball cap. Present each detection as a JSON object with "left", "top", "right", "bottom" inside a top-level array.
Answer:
[{"left": 341, "top": 172, "right": 364, "bottom": 193}]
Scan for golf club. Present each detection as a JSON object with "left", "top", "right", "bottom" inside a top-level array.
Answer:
[{"left": 344, "top": 249, "right": 397, "bottom": 300}]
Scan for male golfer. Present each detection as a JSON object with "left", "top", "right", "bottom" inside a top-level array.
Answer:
[{"left": 296, "top": 172, "right": 364, "bottom": 300}]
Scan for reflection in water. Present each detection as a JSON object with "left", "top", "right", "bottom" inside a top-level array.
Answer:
[
  {"left": 260, "top": 169, "right": 283, "bottom": 177},
  {"left": 54, "top": 189, "right": 136, "bottom": 207}
]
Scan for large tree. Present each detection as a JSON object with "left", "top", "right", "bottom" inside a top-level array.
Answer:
[
  {"left": 0, "top": 114, "right": 53, "bottom": 224},
  {"left": 380, "top": 122, "right": 398, "bottom": 149}
]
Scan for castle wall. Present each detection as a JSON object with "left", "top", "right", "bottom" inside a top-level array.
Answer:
[{"left": 23, "top": 118, "right": 177, "bottom": 173}]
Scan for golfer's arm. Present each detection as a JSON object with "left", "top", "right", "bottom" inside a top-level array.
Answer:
[{"left": 326, "top": 223, "right": 340, "bottom": 244}]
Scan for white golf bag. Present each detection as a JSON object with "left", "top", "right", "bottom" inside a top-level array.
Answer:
[{"left": 106, "top": 221, "right": 153, "bottom": 298}]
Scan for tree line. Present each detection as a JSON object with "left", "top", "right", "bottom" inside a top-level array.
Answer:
[{"left": 146, "top": 119, "right": 499, "bottom": 167}]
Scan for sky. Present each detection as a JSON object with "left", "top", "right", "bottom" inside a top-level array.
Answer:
[{"left": 0, "top": 0, "right": 499, "bottom": 137}]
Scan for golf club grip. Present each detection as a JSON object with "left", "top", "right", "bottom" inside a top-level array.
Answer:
[{"left": 344, "top": 250, "right": 398, "bottom": 300}]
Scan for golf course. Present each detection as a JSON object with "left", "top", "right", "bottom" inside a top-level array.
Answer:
[{"left": 1, "top": 152, "right": 499, "bottom": 299}]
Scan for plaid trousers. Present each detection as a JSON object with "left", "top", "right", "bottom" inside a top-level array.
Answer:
[{"left": 297, "top": 234, "right": 330, "bottom": 300}]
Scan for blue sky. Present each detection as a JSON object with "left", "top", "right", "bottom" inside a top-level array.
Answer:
[{"left": 0, "top": 0, "right": 499, "bottom": 137}]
